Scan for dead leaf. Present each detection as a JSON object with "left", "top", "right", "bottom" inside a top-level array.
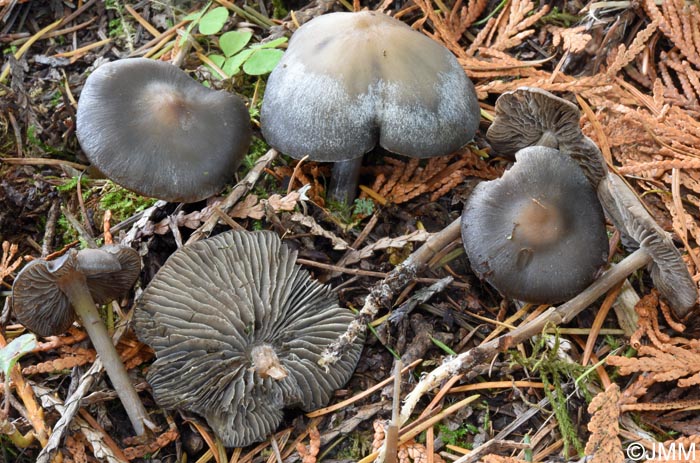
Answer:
[
  {"left": 341, "top": 230, "right": 431, "bottom": 267},
  {"left": 230, "top": 194, "right": 264, "bottom": 220},
  {"left": 289, "top": 213, "right": 349, "bottom": 250}
]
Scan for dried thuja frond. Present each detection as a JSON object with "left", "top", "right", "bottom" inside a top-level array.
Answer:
[
  {"left": 361, "top": 150, "right": 503, "bottom": 204},
  {"left": 545, "top": 25, "right": 592, "bottom": 54},
  {"left": 658, "top": 50, "right": 700, "bottom": 112},
  {"left": 0, "top": 241, "right": 22, "bottom": 285},
  {"left": 608, "top": 342, "right": 700, "bottom": 387},
  {"left": 608, "top": 305, "right": 700, "bottom": 390},
  {"left": 371, "top": 420, "right": 445, "bottom": 463},
  {"left": 644, "top": 0, "right": 700, "bottom": 68},
  {"left": 489, "top": 0, "right": 549, "bottom": 51},
  {"left": 419, "top": 0, "right": 490, "bottom": 47},
  {"left": 22, "top": 347, "right": 96, "bottom": 375},
  {"left": 584, "top": 385, "right": 624, "bottom": 463},
  {"left": 605, "top": 19, "right": 659, "bottom": 77},
  {"left": 629, "top": 291, "right": 688, "bottom": 350}
]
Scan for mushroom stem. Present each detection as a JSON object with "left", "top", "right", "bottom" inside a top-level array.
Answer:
[
  {"left": 399, "top": 247, "right": 652, "bottom": 425},
  {"left": 328, "top": 157, "right": 363, "bottom": 204},
  {"left": 60, "top": 276, "right": 150, "bottom": 436}
]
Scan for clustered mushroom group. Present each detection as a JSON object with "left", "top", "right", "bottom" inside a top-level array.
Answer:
[
  {"left": 9, "top": 7, "right": 698, "bottom": 453},
  {"left": 462, "top": 87, "right": 697, "bottom": 317}
]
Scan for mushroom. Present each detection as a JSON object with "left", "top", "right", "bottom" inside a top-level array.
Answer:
[
  {"left": 486, "top": 87, "right": 607, "bottom": 187},
  {"left": 597, "top": 173, "right": 698, "bottom": 316},
  {"left": 76, "top": 58, "right": 252, "bottom": 203},
  {"left": 261, "top": 11, "right": 480, "bottom": 202},
  {"left": 461, "top": 146, "right": 608, "bottom": 304},
  {"left": 485, "top": 87, "right": 697, "bottom": 315},
  {"left": 134, "top": 230, "right": 363, "bottom": 447},
  {"left": 11, "top": 245, "right": 151, "bottom": 436}
]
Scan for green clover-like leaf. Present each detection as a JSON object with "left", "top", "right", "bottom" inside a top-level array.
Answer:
[
  {"left": 243, "top": 49, "right": 284, "bottom": 75},
  {"left": 223, "top": 49, "right": 255, "bottom": 76},
  {"left": 199, "top": 7, "right": 229, "bottom": 35},
  {"left": 0, "top": 333, "right": 37, "bottom": 377},
  {"left": 251, "top": 37, "right": 288, "bottom": 49},
  {"left": 220, "top": 31, "right": 253, "bottom": 57}
]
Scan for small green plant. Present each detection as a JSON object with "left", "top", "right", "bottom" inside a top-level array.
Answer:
[
  {"left": 208, "top": 31, "right": 287, "bottom": 77},
  {"left": 437, "top": 424, "right": 472, "bottom": 448},
  {"left": 188, "top": 4, "right": 286, "bottom": 77},
  {"left": 353, "top": 197, "right": 375, "bottom": 218},
  {"left": 510, "top": 332, "right": 588, "bottom": 456}
]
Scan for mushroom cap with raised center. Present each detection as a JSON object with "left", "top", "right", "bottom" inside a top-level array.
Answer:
[
  {"left": 486, "top": 87, "right": 607, "bottom": 186},
  {"left": 12, "top": 245, "right": 141, "bottom": 337},
  {"left": 134, "top": 230, "right": 364, "bottom": 447},
  {"left": 261, "top": 11, "right": 479, "bottom": 162},
  {"left": 461, "top": 146, "right": 608, "bottom": 304},
  {"left": 76, "top": 58, "right": 252, "bottom": 203}
]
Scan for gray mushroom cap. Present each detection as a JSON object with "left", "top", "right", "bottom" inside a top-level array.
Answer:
[
  {"left": 76, "top": 58, "right": 252, "bottom": 203},
  {"left": 486, "top": 87, "right": 607, "bottom": 186},
  {"left": 598, "top": 173, "right": 698, "bottom": 315},
  {"left": 11, "top": 245, "right": 141, "bottom": 337},
  {"left": 461, "top": 146, "right": 608, "bottom": 304},
  {"left": 134, "top": 230, "right": 363, "bottom": 447},
  {"left": 261, "top": 11, "right": 479, "bottom": 162}
]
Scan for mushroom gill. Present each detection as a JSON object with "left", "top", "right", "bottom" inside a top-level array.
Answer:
[{"left": 134, "top": 230, "right": 364, "bottom": 447}]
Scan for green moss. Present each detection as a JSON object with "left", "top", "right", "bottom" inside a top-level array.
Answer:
[
  {"left": 437, "top": 424, "right": 473, "bottom": 448},
  {"left": 331, "top": 430, "right": 374, "bottom": 459},
  {"left": 271, "top": 0, "right": 288, "bottom": 19},
  {"left": 56, "top": 214, "right": 79, "bottom": 245},
  {"left": 98, "top": 182, "right": 157, "bottom": 223},
  {"left": 26, "top": 125, "right": 61, "bottom": 155},
  {"left": 244, "top": 136, "right": 270, "bottom": 169},
  {"left": 539, "top": 6, "right": 581, "bottom": 27},
  {"left": 510, "top": 331, "right": 589, "bottom": 456}
]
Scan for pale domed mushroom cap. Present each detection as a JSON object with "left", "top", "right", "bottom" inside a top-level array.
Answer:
[
  {"left": 461, "top": 146, "right": 608, "bottom": 304},
  {"left": 134, "top": 230, "right": 363, "bottom": 447},
  {"left": 12, "top": 245, "right": 141, "bottom": 337},
  {"left": 76, "top": 58, "right": 252, "bottom": 202},
  {"left": 486, "top": 87, "right": 607, "bottom": 186},
  {"left": 261, "top": 11, "right": 479, "bottom": 162}
]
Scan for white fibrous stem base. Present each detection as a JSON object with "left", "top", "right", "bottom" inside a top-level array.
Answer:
[{"left": 251, "top": 344, "right": 288, "bottom": 380}]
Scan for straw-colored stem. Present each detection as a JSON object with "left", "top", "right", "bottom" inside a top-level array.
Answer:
[{"left": 61, "top": 276, "right": 149, "bottom": 436}]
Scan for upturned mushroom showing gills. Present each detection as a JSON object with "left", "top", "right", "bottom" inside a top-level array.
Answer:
[
  {"left": 486, "top": 87, "right": 607, "bottom": 187},
  {"left": 76, "top": 58, "right": 252, "bottom": 203},
  {"left": 11, "top": 245, "right": 151, "bottom": 436},
  {"left": 597, "top": 173, "right": 698, "bottom": 316},
  {"left": 461, "top": 146, "right": 608, "bottom": 304},
  {"left": 134, "top": 230, "right": 363, "bottom": 447},
  {"left": 261, "top": 11, "right": 480, "bottom": 202}
]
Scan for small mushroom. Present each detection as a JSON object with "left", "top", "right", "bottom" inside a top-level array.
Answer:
[
  {"left": 597, "top": 173, "right": 698, "bottom": 316},
  {"left": 461, "top": 146, "right": 608, "bottom": 304},
  {"left": 261, "top": 11, "right": 480, "bottom": 202},
  {"left": 486, "top": 87, "right": 607, "bottom": 187},
  {"left": 11, "top": 245, "right": 150, "bottom": 436},
  {"left": 76, "top": 58, "right": 252, "bottom": 203},
  {"left": 134, "top": 230, "right": 363, "bottom": 447}
]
